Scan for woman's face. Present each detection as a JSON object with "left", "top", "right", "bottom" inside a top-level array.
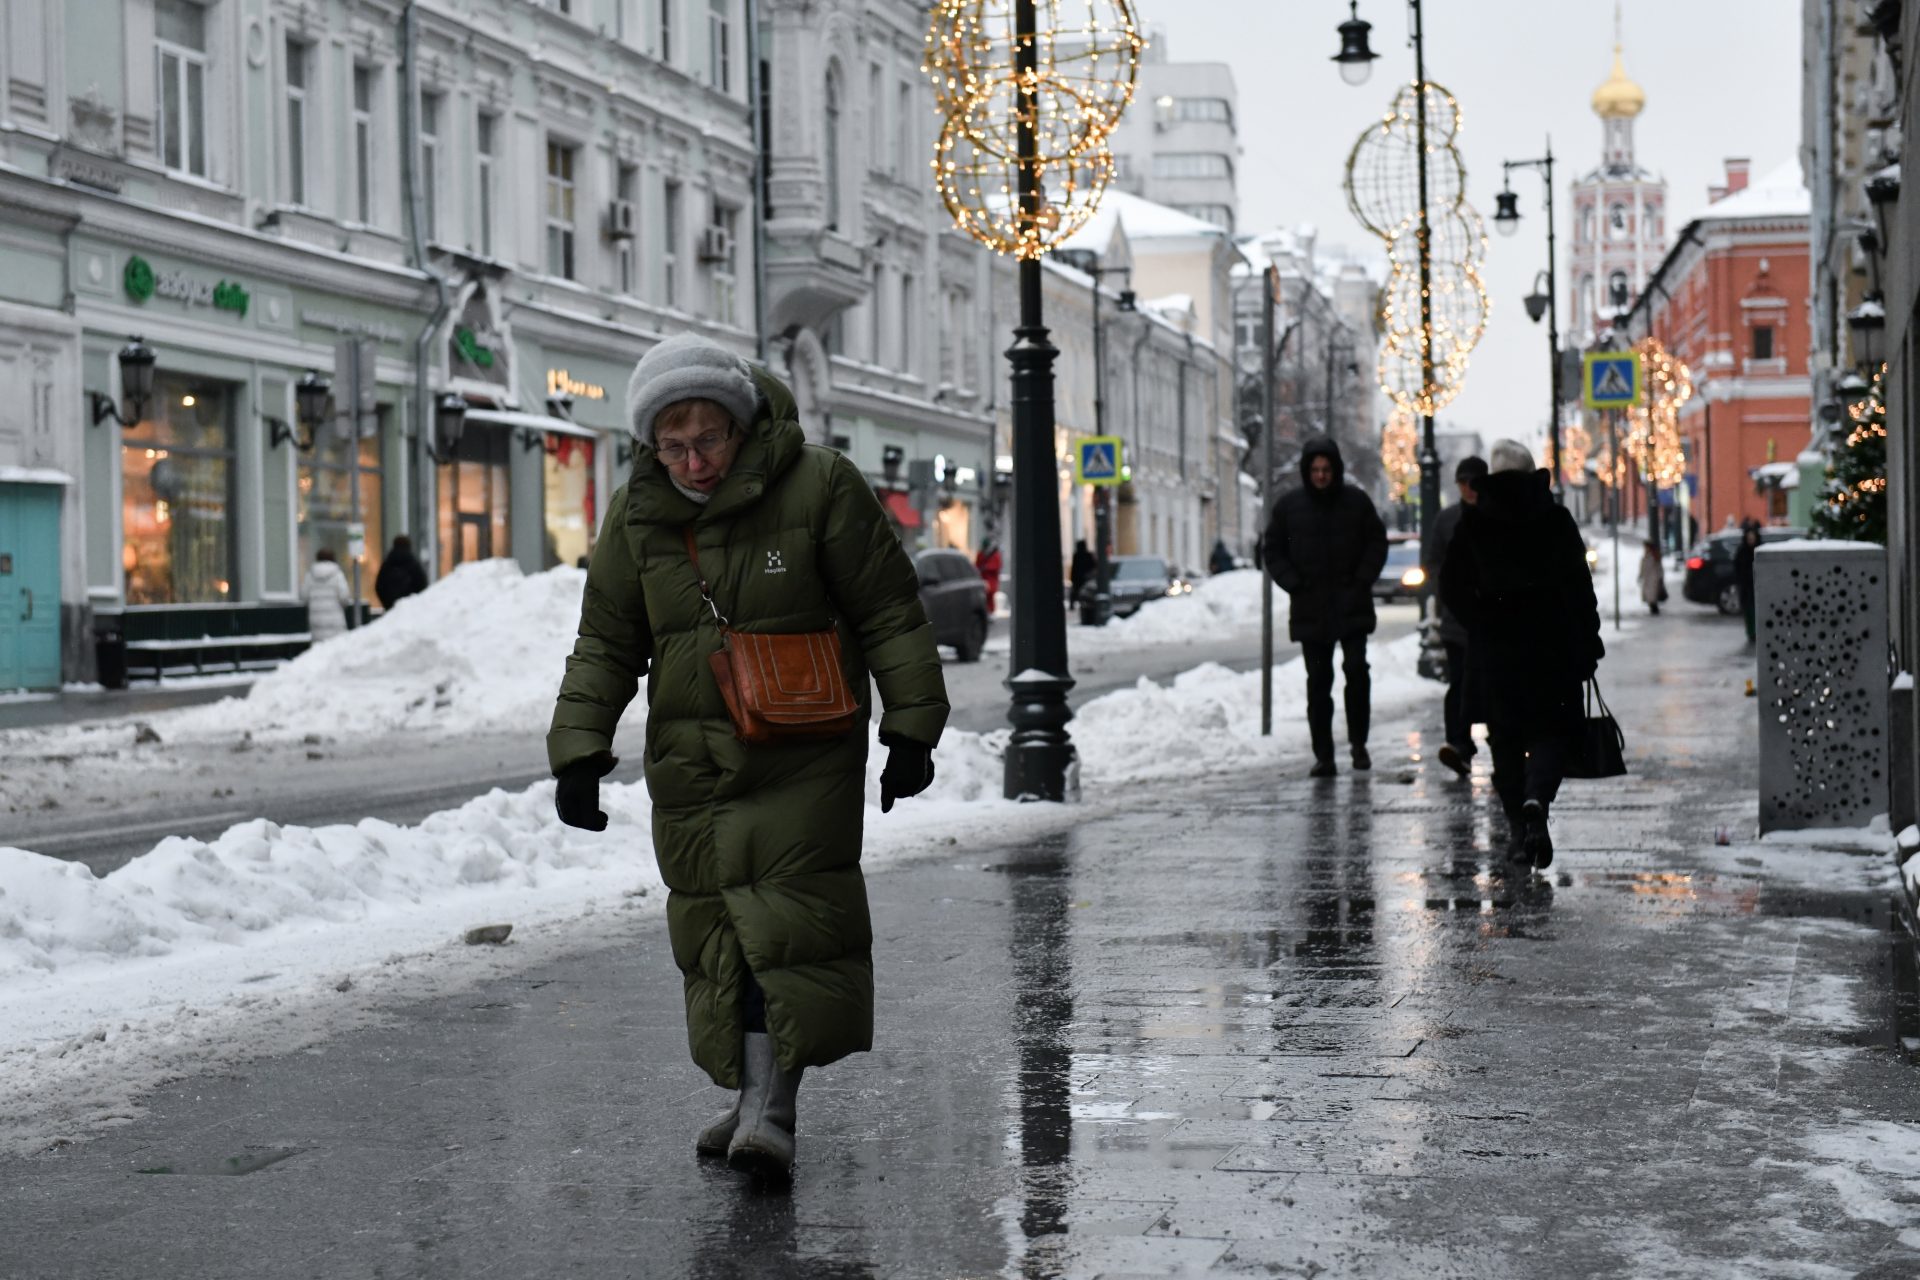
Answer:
[{"left": 656, "top": 401, "right": 744, "bottom": 495}]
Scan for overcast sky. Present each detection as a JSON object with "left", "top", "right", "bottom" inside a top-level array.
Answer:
[{"left": 1155, "top": 0, "right": 1804, "bottom": 450}]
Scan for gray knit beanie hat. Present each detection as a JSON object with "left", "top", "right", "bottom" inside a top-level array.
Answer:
[{"left": 625, "top": 333, "right": 760, "bottom": 444}]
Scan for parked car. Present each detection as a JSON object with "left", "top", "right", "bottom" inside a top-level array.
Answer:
[
  {"left": 1682, "top": 526, "right": 1805, "bottom": 614},
  {"left": 1374, "top": 537, "right": 1426, "bottom": 602},
  {"left": 913, "top": 549, "right": 990, "bottom": 661},
  {"left": 1089, "top": 555, "right": 1179, "bottom": 618}
]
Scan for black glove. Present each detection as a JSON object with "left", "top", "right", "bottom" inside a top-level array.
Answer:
[
  {"left": 878, "top": 734, "right": 935, "bottom": 813},
  {"left": 555, "top": 754, "right": 617, "bottom": 831}
]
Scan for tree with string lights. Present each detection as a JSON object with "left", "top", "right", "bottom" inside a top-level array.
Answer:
[{"left": 1813, "top": 368, "right": 1889, "bottom": 544}]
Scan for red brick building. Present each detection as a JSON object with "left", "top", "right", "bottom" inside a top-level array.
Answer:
[{"left": 1625, "top": 158, "right": 1812, "bottom": 533}]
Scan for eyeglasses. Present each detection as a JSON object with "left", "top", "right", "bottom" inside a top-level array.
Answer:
[{"left": 656, "top": 427, "right": 735, "bottom": 465}]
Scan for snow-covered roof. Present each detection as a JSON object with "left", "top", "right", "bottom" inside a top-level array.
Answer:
[
  {"left": 1058, "top": 190, "right": 1232, "bottom": 254},
  {"left": 1690, "top": 158, "right": 1808, "bottom": 224}
]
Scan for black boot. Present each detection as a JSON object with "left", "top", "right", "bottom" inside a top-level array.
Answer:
[{"left": 1520, "top": 800, "right": 1554, "bottom": 868}]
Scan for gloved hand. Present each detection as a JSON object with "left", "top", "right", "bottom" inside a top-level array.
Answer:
[
  {"left": 555, "top": 754, "right": 618, "bottom": 831},
  {"left": 878, "top": 734, "right": 935, "bottom": 813}
]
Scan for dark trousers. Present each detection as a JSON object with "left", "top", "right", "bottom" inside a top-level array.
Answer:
[
  {"left": 1487, "top": 723, "right": 1568, "bottom": 819},
  {"left": 1302, "top": 635, "right": 1370, "bottom": 762},
  {"left": 1442, "top": 641, "right": 1474, "bottom": 755}
]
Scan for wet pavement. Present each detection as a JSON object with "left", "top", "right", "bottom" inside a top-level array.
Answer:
[{"left": 6, "top": 610, "right": 1920, "bottom": 1278}]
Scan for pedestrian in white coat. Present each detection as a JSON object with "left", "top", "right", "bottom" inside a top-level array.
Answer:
[
  {"left": 303, "top": 548, "right": 354, "bottom": 644},
  {"left": 1637, "top": 540, "right": 1667, "bottom": 617}
]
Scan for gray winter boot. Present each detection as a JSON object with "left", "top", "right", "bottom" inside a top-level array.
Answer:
[
  {"left": 694, "top": 1094, "right": 741, "bottom": 1158},
  {"left": 726, "top": 1031, "right": 801, "bottom": 1178}
]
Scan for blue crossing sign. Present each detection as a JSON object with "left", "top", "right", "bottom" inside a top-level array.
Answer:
[
  {"left": 1583, "top": 351, "right": 1643, "bottom": 409},
  {"left": 1075, "top": 436, "right": 1124, "bottom": 486}
]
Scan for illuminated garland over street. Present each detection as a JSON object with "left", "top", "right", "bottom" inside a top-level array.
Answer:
[
  {"left": 1558, "top": 420, "right": 1591, "bottom": 489},
  {"left": 1625, "top": 336, "right": 1692, "bottom": 490},
  {"left": 1381, "top": 404, "right": 1420, "bottom": 502},
  {"left": 924, "top": 0, "right": 1143, "bottom": 258}
]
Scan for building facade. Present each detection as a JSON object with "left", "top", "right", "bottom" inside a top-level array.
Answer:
[
  {"left": 0, "top": 0, "right": 766, "bottom": 689},
  {"left": 1103, "top": 38, "right": 1239, "bottom": 233},
  {"left": 1626, "top": 161, "right": 1813, "bottom": 534}
]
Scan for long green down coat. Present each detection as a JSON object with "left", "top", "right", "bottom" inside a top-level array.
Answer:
[{"left": 547, "top": 366, "right": 948, "bottom": 1089}]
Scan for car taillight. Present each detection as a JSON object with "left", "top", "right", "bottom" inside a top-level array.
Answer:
[{"left": 1686, "top": 556, "right": 1705, "bottom": 570}]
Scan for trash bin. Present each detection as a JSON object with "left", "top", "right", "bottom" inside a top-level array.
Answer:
[{"left": 94, "top": 622, "right": 127, "bottom": 691}]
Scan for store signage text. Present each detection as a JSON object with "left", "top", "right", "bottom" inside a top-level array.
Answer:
[
  {"left": 454, "top": 325, "right": 496, "bottom": 369},
  {"left": 302, "top": 308, "right": 406, "bottom": 345},
  {"left": 547, "top": 368, "right": 607, "bottom": 401},
  {"left": 124, "top": 254, "right": 250, "bottom": 318}
]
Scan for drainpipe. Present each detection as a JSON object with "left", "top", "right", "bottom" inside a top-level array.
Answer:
[
  {"left": 402, "top": 2, "right": 453, "bottom": 577},
  {"left": 746, "top": 0, "right": 769, "bottom": 364},
  {"left": 1127, "top": 316, "right": 1152, "bottom": 555}
]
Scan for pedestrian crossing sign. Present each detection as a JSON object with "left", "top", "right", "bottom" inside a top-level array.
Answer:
[
  {"left": 1076, "top": 436, "right": 1124, "bottom": 486},
  {"left": 1583, "top": 351, "right": 1643, "bottom": 409}
]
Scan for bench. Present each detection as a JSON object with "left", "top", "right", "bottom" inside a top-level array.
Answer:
[{"left": 94, "top": 605, "right": 314, "bottom": 686}]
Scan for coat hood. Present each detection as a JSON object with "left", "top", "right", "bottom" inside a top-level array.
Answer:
[
  {"left": 1298, "top": 434, "right": 1346, "bottom": 492},
  {"left": 308, "top": 560, "right": 348, "bottom": 583},
  {"left": 1471, "top": 467, "right": 1556, "bottom": 523}
]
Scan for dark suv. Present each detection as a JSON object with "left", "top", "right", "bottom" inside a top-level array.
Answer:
[
  {"left": 913, "top": 549, "right": 990, "bottom": 661},
  {"left": 1681, "top": 525, "right": 1804, "bottom": 613},
  {"left": 1078, "top": 555, "right": 1175, "bottom": 618}
]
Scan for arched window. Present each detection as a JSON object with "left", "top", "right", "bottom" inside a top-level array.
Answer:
[
  {"left": 1580, "top": 205, "right": 1594, "bottom": 243},
  {"left": 824, "top": 66, "right": 843, "bottom": 231},
  {"left": 1577, "top": 274, "right": 1595, "bottom": 329},
  {"left": 1608, "top": 270, "right": 1630, "bottom": 308},
  {"left": 1607, "top": 202, "right": 1629, "bottom": 240}
]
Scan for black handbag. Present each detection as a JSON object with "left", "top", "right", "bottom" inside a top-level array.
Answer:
[{"left": 1564, "top": 678, "right": 1628, "bottom": 779}]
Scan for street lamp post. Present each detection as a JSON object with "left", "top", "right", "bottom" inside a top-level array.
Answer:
[
  {"left": 1084, "top": 261, "right": 1136, "bottom": 627},
  {"left": 1494, "top": 141, "right": 1563, "bottom": 497}
]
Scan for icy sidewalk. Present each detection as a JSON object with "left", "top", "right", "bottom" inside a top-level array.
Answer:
[{"left": 5, "top": 607, "right": 1919, "bottom": 1278}]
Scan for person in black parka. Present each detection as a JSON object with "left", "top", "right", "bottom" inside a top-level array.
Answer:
[
  {"left": 374, "top": 535, "right": 429, "bottom": 611},
  {"left": 1733, "top": 520, "right": 1761, "bottom": 644},
  {"left": 1264, "top": 435, "right": 1390, "bottom": 775},
  {"left": 1439, "top": 439, "right": 1604, "bottom": 868},
  {"left": 1426, "top": 455, "right": 1488, "bottom": 778}
]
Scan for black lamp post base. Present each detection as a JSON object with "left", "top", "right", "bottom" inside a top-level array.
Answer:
[{"left": 1005, "top": 670, "right": 1079, "bottom": 802}]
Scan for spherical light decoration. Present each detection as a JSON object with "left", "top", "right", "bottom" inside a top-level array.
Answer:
[
  {"left": 934, "top": 105, "right": 1116, "bottom": 258},
  {"left": 1343, "top": 82, "right": 1468, "bottom": 241},
  {"left": 923, "top": 0, "right": 1144, "bottom": 155},
  {"left": 1375, "top": 208, "right": 1491, "bottom": 416}
]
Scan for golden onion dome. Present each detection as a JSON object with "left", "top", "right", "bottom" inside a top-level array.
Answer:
[{"left": 1591, "top": 45, "right": 1645, "bottom": 119}]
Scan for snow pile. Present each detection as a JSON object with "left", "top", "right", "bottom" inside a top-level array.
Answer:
[
  {"left": 1112, "top": 569, "right": 1269, "bottom": 644},
  {"left": 158, "top": 559, "right": 585, "bottom": 743}
]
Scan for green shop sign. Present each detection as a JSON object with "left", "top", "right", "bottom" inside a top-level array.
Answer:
[
  {"left": 453, "top": 325, "right": 496, "bottom": 368},
  {"left": 124, "top": 254, "right": 250, "bottom": 318}
]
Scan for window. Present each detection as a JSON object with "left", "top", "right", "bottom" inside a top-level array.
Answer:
[
  {"left": 1608, "top": 270, "right": 1630, "bottom": 308},
  {"left": 1151, "top": 153, "right": 1233, "bottom": 180},
  {"left": 1177, "top": 203, "right": 1234, "bottom": 230},
  {"left": 1166, "top": 97, "right": 1234, "bottom": 127},
  {"left": 543, "top": 434, "right": 597, "bottom": 569},
  {"left": 659, "top": 0, "right": 674, "bottom": 62},
  {"left": 710, "top": 203, "right": 739, "bottom": 324},
  {"left": 616, "top": 163, "right": 639, "bottom": 295},
  {"left": 896, "top": 81, "right": 914, "bottom": 178},
  {"left": 436, "top": 426, "right": 511, "bottom": 576},
  {"left": 284, "top": 38, "right": 309, "bottom": 204},
  {"left": 476, "top": 113, "right": 497, "bottom": 256},
  {"left": 867, "top": 64, "right": 885, "bottom": 170},
  {"left": 155, "top": 0, "right": 208, "bottom": 178},
  {"left": 1580, "top": 205, "right": 1594, "bottom": 243},
  {"left": 1752, "top": 325, "right": 1775, "bottom": 360},
  {"left": 899, "top": 272, "right": 915, "bottom": 371},
  {"left": 121, "top": 374, "right": 235, "bottom": 604},
  {"left": 663, "top": 180, "right": 682, "bottom": 306},
  {"left": 298, "top": 411, "right": 384, "bottom": 610},
  {"left": 1608, "top": 202, "right": 1629, "bottom": 240},
  {"left": 353, "top": 66, "right": 375, "bottom": 223},
  {"left": 709, "top": 0, "right": 732, "bottom": 93},
  {"left": 420, "top": 93, "right": 443, "bottom": 241},
  {"left": 546, "top": 141, "right": 577, "bottom": 279},
  {"left": 824, "top": 68, "right": 843, "bottom": 229}
]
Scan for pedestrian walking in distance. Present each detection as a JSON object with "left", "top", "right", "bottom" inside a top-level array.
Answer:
[
  {"left": 974, "top": 537, "right": 1003, "bottom": 613},
  {"left": 548, "top": 332, "right": 949, "bottom": 1181},
  {"left": 1638, "top": 540, "right": 1667, "bottom": 616},
  {"left": 1069, "top": 538, "right": 1096, "bottom": 605},
  {"left": 374, "top": 534, "right": 428, "bottom": 611},
  {"left": 1439, "top": 439, "right": 1605, "bottom": 868},
  {"left": 1426, "top": 455, "right": 1488, "bottom": 779},
  {"left": 301, "top": 547, "right": 353, "bottom": 645},
  {"left": 1263, "top": 434, "right": 1390, "bottom": 777},
  {"left": 1209, "top": 538, "right": 1236, "bottom": 576},
  {"left": 1734, "top": 520, "right": 1761, "bottom": 644}
]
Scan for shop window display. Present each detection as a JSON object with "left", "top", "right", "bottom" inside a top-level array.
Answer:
[
  {"left": 121, "top": 374, "right": 235, "bottom": 604},
  {"left": 298, "top": 410, "right": 383, "bottom": 607},
  {"left": 542, "top": 433, "right": 597, "bottom": 569},
  {"left": 437, "top": 424, "right": 511, "bottom": 575}
]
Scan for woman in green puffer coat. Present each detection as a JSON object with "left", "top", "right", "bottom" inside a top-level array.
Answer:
[{"left": 547, "top": 333, "right": 948, "bottom": 1180}]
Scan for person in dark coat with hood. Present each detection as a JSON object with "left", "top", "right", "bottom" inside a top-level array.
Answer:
[
  {"left": 1426, "top": 455, "right": 1488, "bottom": 778},
  {"left": 1733, "top": 520, "right": 1761, "bottom": 644},
  {"left": 1440, "top": 440, "right": 1604, "bottom": 868},
  {"left": 1263, "top": 435, "right": 1390, "bottom": 776},
  {"left": 374, "top": 535, "right": 428, "bottom": 611},
  {"left": 1209, "top": 539, "right": 1236, "bottom": 576},
  {"left": 1069, "top": 539, "right": 1096, "bottom": 604}
]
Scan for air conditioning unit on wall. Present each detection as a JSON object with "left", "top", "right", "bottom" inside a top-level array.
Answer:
[
  {"left": 697, "top": 225, "right": 732, "bottom": 262},
  {"left": 606, "top": 199, "right": 637, "bottom": 240}
]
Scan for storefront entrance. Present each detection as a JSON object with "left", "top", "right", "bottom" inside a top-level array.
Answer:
[
  {"left": 0, "top": 481, "right": 61, "bottom": 690},
  {"left": 437, "top": 424, "right": 510, "bottom": 575}
]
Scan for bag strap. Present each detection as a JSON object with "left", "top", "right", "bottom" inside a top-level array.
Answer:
[
  {"left": 682, "top": 526, "right": 730, "bottom": 628},
  {"left": 1586, "top": 676, "right": 1613, "bottom": 721}
]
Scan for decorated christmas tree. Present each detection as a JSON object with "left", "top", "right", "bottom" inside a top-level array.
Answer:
[{"left": 1813, "top": 368, "right": 1888, "bottom": 543}]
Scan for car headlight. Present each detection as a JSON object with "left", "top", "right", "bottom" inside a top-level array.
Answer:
[{"left": 1400, "top": 566, "right": 1426, "bottom": 588}]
